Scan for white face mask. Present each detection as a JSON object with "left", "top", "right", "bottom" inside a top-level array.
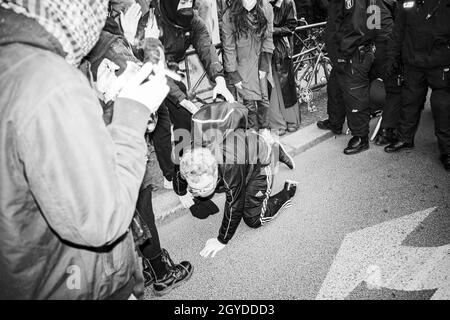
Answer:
[{"left": 242, "top": 0, "right": 257, "bottom": 11}]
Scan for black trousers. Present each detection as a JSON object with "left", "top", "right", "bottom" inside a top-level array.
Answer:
[
  {"left": 381, "top": 72, "right": 402, "bottom": 130},
  {"left": 243, "top": 77, "right": 270, "bottom": 131},
  {"left": 243, "top": 165, "right": 292, "bottom": 229},
  {"left": 136, "top": 186, "right": 162, "bottom": 260},
  {"left": 328, "top": 49, "right": 375, "bottom": 137},
  {"left": 150, "top": 104, "right": 175, "bottom": 181},
  {"left": 398, "top": 65, "right": 450, "bottom": 155}
]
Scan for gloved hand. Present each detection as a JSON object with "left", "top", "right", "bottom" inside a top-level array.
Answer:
[
  {"left": 179, "top": 99, "right": 200, "bottom": 114},
  {"left": 121, "top": 3, "right": 142, "bottom": 45},
  {"left": 200, "top": 238, "right": 226, "bottom": 258},
  {"left": 235, "top": 81, "right": 244, "bottom": 90},
  {"left": 118, "top": 62, "right": 169, "bottom": 115},
  {"left": 213, "top": 76, "right": 235, "bottom": 103}
]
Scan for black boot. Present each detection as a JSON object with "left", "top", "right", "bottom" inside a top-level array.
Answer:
[
  {"left": 284, "top": 180, "right": 298, "bottom": 198},
  {"left": 375, "top": 128, "right": 395, "bottom": 146},
  {"left": 440, "top": 154, "right": 450, "bottom": 172},
  {"left": 384, "top": 140, "right": 415, "bottom": 153},
  {"left": 344, "top": 136, "right": 369, "bottom": 155},
  {"left": 317, "top": 119, "right": 343, "bottom": 135},
  {"left": 143, "top": 249, "right": 194, "bottom": 297}
]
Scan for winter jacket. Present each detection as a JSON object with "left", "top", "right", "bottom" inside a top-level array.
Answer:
[
  {"left": 388, "top": 0, "right": 450, "bottom": 69},
  {"left": 153, "top": 0, "right": 223, "bottom": 106},
  {"left": 0, "top": 7, "right": 148, "bottom": 300},
  {"left": 221, "top": 0, "right": 275, "bottom": 101}
]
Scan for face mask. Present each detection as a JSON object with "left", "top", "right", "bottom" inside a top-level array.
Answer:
[
  {"left": 242, "top": 0, "right": 257, "bottom": 11},
  {"left": 177, "top": 0, "right": 195, "bottom": 27}
]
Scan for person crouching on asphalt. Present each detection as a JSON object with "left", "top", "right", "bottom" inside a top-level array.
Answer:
[{"left": 175, "top": 103, "right": 299, "bottom": 258}]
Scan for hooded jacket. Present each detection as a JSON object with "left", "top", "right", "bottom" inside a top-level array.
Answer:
[
  {"left": 0, "top": 7, "right": 149, "bottom": 299},
  {"left": 152, "top": 0, "right": 223, "bottom": 106}
]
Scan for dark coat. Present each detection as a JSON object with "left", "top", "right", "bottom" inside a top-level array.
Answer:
[
  {"left": 272, "top": 0, "right": 299, "bottom": 108},
  {"left": 153, "top": 0, "right": 223, "bottom": 106},
  {"left": 388, "top": 0, "right": 450, "bottom": 69}
]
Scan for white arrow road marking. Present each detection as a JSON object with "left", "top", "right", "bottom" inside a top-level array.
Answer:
[{"left": 316, "top": 207, "right": 450, "bottom": 300}]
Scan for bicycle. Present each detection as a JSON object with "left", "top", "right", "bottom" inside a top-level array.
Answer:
[{"left": 292, "top": 20, "right": 331, "bottom": 112}]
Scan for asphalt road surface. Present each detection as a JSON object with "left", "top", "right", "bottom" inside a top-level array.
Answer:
[{"left": 145, "top": 103, "right": 450, "bottom": 300}]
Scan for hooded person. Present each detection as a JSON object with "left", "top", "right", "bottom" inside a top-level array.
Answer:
[
  {"left": 150, "top": 0, "right": 235, "bottom": 169},
  {"left": 0, "top": 0, "right": 170, "bottom": 299}
]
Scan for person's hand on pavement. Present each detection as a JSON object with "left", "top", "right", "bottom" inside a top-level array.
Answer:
[
  {"left": 179, "top": 99, "right": 200, "bottom": 114},
  {"left": 178, "top": 192, "right": 195, "bottom": 209},
  {"left": 200, "top": 238, "right": 226, "bottom": 258},
  {"left": 118, "top": 62, "right": 169, "bottom": 114},
  {"left": 121, "top": 3, "right": 142, "bottom": 45},
  {"left": 213, "top": 76, "right": 235, "bottom": 102}
]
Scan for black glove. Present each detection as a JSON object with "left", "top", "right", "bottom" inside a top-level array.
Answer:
[{"left": 190, "top": 199, "right": 220, "bottom": 220}]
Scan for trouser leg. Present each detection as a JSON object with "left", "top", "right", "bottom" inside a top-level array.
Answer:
[
  {"left": 151, "top": 104, "right": 175, "bottom": 181},
  {"left": 427, "top": 67, "right": 450, "bottom": 155},
  {"left": 243, "top": 99, "right": 259, "bottom": 131},
  {"left": 258, "top": 77, "right": 270, "bottom": 130},
  {"left": 136, "top": 186, "right": 162, "bottom": 260},
  {"left": 327, "top": 68, "right": 346, "bottom": 130},
  {"left": 397, "top": 65, "right": 428, "bottom": 143},
  {"left": 243, "top": 166, "right": 291, "bottom": 228},
  {"left": 339, "top": 50, "right": 374, "bottom": 137},
  {"left": 381, "top": 74, "right": 402, "bottom": 129}
]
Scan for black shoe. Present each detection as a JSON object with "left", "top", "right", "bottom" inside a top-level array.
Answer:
[
  {"left": 374, "top": 128, "right": 395, "bottom": 146},
  {"left": 440, "top": 154, "right": 450, "bottom": 172},
  {"left": 384, "top": 140, "right": 414, "bottom": 153},
  {"left": 317, "top": 119, "right": 342, "bottom": 135},
  {"left": 276, "top": 142, "right": 296, "bottom": 170},
  {"left": 145, "top": 249, "right": 194, "bottom": 297},
  {"left": 344, "top": 136, "right": 369, "bottom": 155},
  {"left": 284, "top": 180, "right": 298, "bottom": 198}
]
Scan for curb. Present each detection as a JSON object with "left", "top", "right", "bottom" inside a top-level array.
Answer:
[{"left": 154, "top": 123, "right": 335, "bottom": 227}]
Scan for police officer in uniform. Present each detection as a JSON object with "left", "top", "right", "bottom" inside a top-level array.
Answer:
[
  {"left": 384, "top": 0, "right": 450, "bottom": 172},
  {"left": 319, "top": 0, "right": 389, "bottom": 155},
  {"left": 373, "top": 0, "right": 404, "bottom": 146}
]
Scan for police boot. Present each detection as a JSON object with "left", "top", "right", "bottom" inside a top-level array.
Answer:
[
  {"left": 143, "top": 249, "right": 194, "bottom": 297},
  {"left": 384, "top": 139, "right": 415, "bottom": 153},
  {"left": 317, "top": 119, "right": 343, "bottom": 135},
  {"left": 375, "top": 128, "right": 395, "bottom": 146},
  {"left": 440, "top": 154, "right": 450, "bottom": 172},
  {"left": 344, "top": 136, "right": 369, "bottom": 155}
]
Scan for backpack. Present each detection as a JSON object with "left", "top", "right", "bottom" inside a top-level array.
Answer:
[{"left": 191, "top": 101, "right": 249, "bottom": 148}]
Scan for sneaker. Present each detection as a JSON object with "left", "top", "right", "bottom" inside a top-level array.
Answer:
[
  {"left": 284, "top": 180, "right": 299, "bottom": 198},
  {"left": 276, "top": 142, "right": 296, "bottom": 170}
]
